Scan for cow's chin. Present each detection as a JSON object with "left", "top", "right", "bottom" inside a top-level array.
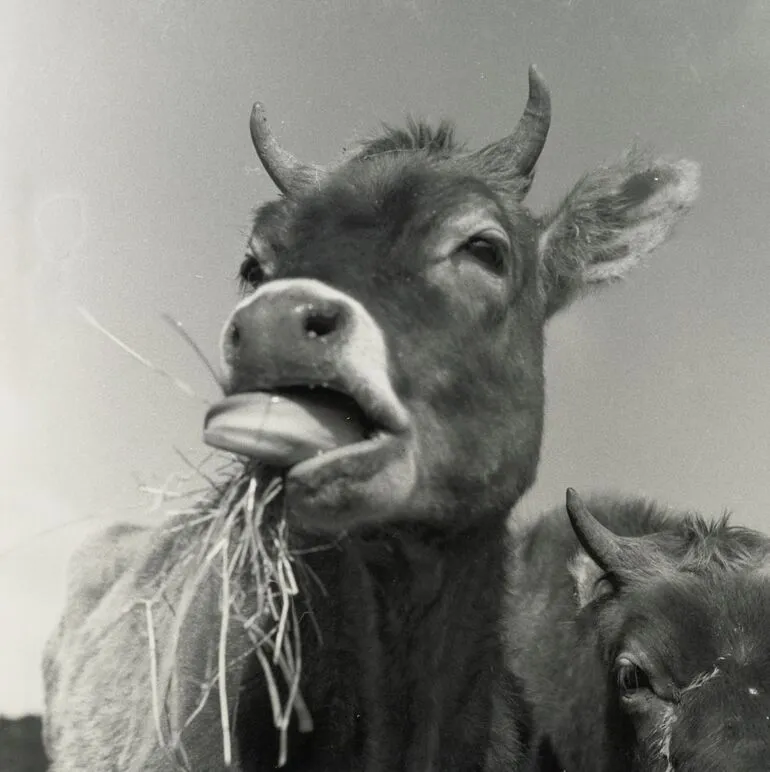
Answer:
[{"left": 284, "top": 432, "right": 418, "bottom": 532}]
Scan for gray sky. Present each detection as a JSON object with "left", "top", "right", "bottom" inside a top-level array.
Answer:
[{"left": 3, "top": 0, "right": 770, "bottom": 717}]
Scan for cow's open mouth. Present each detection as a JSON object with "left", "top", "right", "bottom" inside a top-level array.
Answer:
[{"left": 203, "top": 383, "right": 407, "bottom": 470}]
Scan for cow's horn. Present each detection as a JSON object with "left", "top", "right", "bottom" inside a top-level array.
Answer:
[
  {"left": 250, "top": 103, "right": 327, "bottom": 197},
  {"left": 565, "top": 488, "right": 649, "bottom": 575},
  {"left": 465, "top": 65, "right": 551, "bottom": 180}
]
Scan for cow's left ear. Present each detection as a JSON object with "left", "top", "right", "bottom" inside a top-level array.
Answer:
[
  {"left": 538, "top": 150, "right": 700, "bottom": 317},
  {"left": 568, "top": 549, "right": 615, "bottom": 609}
]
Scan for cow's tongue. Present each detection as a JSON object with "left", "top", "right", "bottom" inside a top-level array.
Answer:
[{"left": 203, "top": 390, "right": 368, "bottom": 466}]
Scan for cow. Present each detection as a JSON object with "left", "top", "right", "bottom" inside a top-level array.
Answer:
[
  {"left": 42, "top": 67, "right": 699, "bottom": 772},
  {"left": 505, "top": 488, "right": 770, "bottom": 771}
]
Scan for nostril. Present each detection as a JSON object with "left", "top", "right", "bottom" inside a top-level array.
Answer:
[{"left": 303, "top": 308, "right": 341, "bottom": 339}]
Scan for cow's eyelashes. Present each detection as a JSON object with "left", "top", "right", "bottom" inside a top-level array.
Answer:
[
  {"left": 616, "top": 659, "right": 652, "bottom": 698},
  {"left": 457, "top": 234, "right": 508, "bottom": 275}
]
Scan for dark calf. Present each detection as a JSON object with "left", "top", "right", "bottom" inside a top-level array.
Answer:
[{"left": 505, "top": 489, "right": 770, "bottom": 771}]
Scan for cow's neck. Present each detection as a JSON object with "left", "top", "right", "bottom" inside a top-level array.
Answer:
[{"left": 301, "top": 515, "right": 511, "bottom": 770}]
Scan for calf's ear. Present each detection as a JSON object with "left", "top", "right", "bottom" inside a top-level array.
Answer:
[
  {"left": 568, "top": 549, "right": 612, "bottom": 609},
  {"left": 538, "top": 149, "right": 700, "bottom": 317}
]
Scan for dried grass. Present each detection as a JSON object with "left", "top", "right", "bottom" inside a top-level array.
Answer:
[
  {"left": 140, "top": 452, "right": 313, "bottom": 770},
  {"left": 134, "top": 461, "right": 313, "bottom": 772},
  {"left": 77, "top": 307, "right": 209, "bottom": 404},
  {"left": 78, "top": 308, "right": 313, "bottom": 768}
]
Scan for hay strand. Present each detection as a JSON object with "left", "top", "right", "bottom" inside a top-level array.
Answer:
[
  {"left": 218, "top": 545, "right": 233, "bottom": 767},
  {"left": 161, "top": 312, "right": 225, "bottom": 390},
  {"left": 77, "top": 306, "right": 208, "bottom": 403},
  {"left": 143, "top": 600, "right": 166, "bottom": 749}
]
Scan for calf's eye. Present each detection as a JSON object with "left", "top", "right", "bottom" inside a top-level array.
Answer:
[
  {"left": 239, "top": 254, "right": 265, "bottom": 288},
  {"left": 460, "top": 235, "right": 507, "bottom": 275},
  {"left": 616, "top": 659, "right": 652, "bottom": 697}
]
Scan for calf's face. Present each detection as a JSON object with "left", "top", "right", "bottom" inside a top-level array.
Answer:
[
  {"left": 567, "top": 490, "right": 770, "bottom": 771},
  {"left": 221, "top": 168, "right": 553, "bottom": 532},
  {"left": 205, "top": 69, "right": 700, "bottom": 534}
]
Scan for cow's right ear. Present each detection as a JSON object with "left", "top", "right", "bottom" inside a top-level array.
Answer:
[
  {"left": 568, "top": 549, "right": 616, "bottom": 609},
  {"left": 538, "top": 150, "right": 700, "bottom": 318}
]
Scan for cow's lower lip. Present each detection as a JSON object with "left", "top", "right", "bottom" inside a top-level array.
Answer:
[
  {"left": 285, "top": 429, "right": 418, "bottom": 531},
  {"left": 287, "top": 429, "right": 393, "bottom": 481}
]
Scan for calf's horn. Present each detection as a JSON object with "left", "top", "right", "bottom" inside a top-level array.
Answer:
[
  {"left": 250, "top": 103, "right": 327, "bottom": 197},
  {"left": 565, "top": 488, "right": 650, "bottom": 576},
  {"left": 465, "top": 65, "right": 551, "bottom": 180}
]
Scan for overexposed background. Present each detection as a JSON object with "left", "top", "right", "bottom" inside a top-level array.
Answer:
[{"left": 3, "top": 0, "right": 770, "bottom": 716}]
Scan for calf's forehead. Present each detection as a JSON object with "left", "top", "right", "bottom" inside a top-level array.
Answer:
[
  {"left": 624, "top": 574, "right": 770, "bottom": 682},
  {"left": 253, "top": 163, "right": 533, "bottom": 274}
]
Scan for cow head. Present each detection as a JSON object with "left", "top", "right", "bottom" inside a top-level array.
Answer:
[
  {"left": 204, "top": 68, "right": 699, "bottom": 534},
  {"left": 567, "top": 489, "right": 770, "bottom": 771}
]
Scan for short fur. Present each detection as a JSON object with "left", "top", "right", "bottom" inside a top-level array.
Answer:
[
  {"left": 355, "top": 119, "right": 461, "bottom": 160},
  {"left": 42, "top": 517, "right": 255, "bottom": 771}
]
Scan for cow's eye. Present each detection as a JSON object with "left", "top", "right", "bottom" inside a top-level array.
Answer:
[
  {"left": 459, "top": 234, "right": 508, "bottom": 275},
  {"left": 239, "top": 253, "right": 265, "bottom": 288},
  {"left": 616, "top": 658, "right": 652, "bottom": 698}
]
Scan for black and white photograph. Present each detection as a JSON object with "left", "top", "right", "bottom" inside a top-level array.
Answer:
[{"left": 3, "top": 1, "right": 770, "bottom": 769}]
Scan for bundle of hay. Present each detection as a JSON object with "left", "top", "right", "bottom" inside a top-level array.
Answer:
[
  {"left": 145, "top": 458, "right": 312, "bottom": 769},
  {"left": 46, "top": 314, "right": 314, "bottom": 770}
]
